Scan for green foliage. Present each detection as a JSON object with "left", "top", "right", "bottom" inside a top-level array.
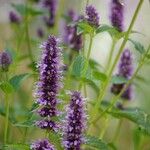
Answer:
[
  {"left": 96, "top": 25, "right": 124, "bottom": 40},
  {"left": 71, "top": 55, "right": 106, "bottom": 94},
  {"left": 85, "top": 135, "right": 110, "bottom": 150},
  {"left": 133, "top": 128, "right": 142, "bottom": 150},
  {"left": 77, "top": 22, "right": 94, "bottom": 35},
  {"left": 9, "top": 73, "right": 30, "bottom": 91},
  {"left": 108, "top": 107, "right": 150, "bottom": 136},
  {"left": 129, "top": 39, "right": 145, "bottom": 54},
  {"left": 48, "top": 133, "right": 63, "bottom": 150},
  {"left": 93, "top": 71, "right": 107, "bottom": 82},
  {"left": 4, "top": 144, "right": 30, "bottom": 150},
  {"left": 11, "top": 3, "right": 44, "bottom": 17},
  {"left": 0, "top": 81, "right": 14, "bottom": 94},
  {"left": 111, "top": 75, "right": 128, "bottom": 84},
  {"left": 71, "top": 55, "right": 88, "bottom": 78}
]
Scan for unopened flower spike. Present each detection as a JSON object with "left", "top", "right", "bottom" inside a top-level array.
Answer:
[
  {"left": 111, "top": 49, "right": 133, "bottom": 100},
  {"left": 0, "top": 51, "right": 12, "bottom": 72},
  {"left": 85, "top": 5, "right": 100, "bottom": 28},
  {"left": 110, "top": 0, "right": 124, "bottom": 31}
]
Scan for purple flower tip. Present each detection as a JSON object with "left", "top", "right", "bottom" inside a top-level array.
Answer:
[
  {"left": 110, "top": 0, "right": 124, "bottom": 31},
  {"left": 0, "top": 51, "right": 12, "bottom": 72},
  {"left": 85, "top": 5, "right": 100, "bottom": 27},
  {"left": 31, "top": 139, "right": 55, "bottom": 150},
  {"left": 63, "top": 91, "right": 86, "bottom": 150},
  {"left": 9, "top": 11, "right": 21, "bottom": 24}
]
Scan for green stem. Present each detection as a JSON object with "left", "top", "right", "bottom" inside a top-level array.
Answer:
[
  {"left": 78, "top": 34, "right": 93, "bottom": 91},
  {"left": 4, "top": 94, "right": 9, "bottom": 145},
  {"left": 112, "top": 119, "right": 123, "bottom": 143},
  {"left": 25, "top": 3, "right": 34, "bottom": 63},
  {"left": 87, "top": 35, "right": 93, "bottom": 61},
  {"left": 4, "top": 73, "right": 9, "bottom": 146},
  {"left": 89, "top": 0, "right": 144, "bottom": 126},
  {"left": 106, "top": 39, "right": 116, "bottom": 73},
  {"left": 99, "top": 116, "right": 109, "bottom": 139},
  {"left": 83, "top": 83, "right": 87, "bottom": 97}
]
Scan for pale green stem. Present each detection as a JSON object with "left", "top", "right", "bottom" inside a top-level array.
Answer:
[
  {"left": 4, "top": 73, "right": 9, "bottom": 146},
  {"left": 112, "top": 119, "right": 123, "bottom": 143},
  {"left": 25, "top": 3, "right": 34, "bottom": 63},
  {"left": 99, "top": 116, "right": 109, "bottom": 139},
  {"left": 78, "top": 34, "right": 94, "bottom": 91},
  {"left": 87, "top": 34, "right": 93, "bottom": 61},
  {"left": 83, "top": 83, "right": 87, "bottom": 97},
  {"left": 106, "top": 39, "right": 116, "bottom": 73}
]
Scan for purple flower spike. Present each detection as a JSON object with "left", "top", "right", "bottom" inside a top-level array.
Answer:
[
  {"left": 85, "top": 5, "right": 100, "bottom": 28},
  {"left": 0, "top": 51, "right": 12, "bottom": 72},
  {"left": 31, "top": 139, "right": 55, "bottom": 150},
  {"left": 34, "top": 35, "right": 62, "bottom": 131},
  {"left": 110, "top": 0, "right": 124, "bottom": 32},
  {"left": 64, "top": 10, "right": 83, "bottom": 51},
  {"left": 9, "top": 11, "right": 21, "bottom": 24},
  {"left": 63, "top": 91, "right": 86, "bottom": 150},
  {"left": 119, "top": 49, "right": 133, "bottom": 78},
  {"left": 43, "top": 0, "right": 58, "bottom": 27},
  {"left": 111, "top": 49, "right": 133, "bottom": 100}
]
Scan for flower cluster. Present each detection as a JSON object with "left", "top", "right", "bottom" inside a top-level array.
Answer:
[
  {"left": 43, "top": 0, "right": 58, "bottom": 27},
  {"left": 85, "top": 5, "right": 100, "bottom": 28},
  {"left": 9, "top": 11, "right": 21, "bottom": 24},
  {"left": 111, "top": 49, "right": 133, "bottom": 100},
  {"left": 34, "top": 35, "right": 62, "bottom": 130},
  {"left": 64, "top": 9, "right": 83, "bottom": 51},
  {"left": 63, "top": 91, "right": 86, "bottom": 150},
  {"left": 110, "top": 0, "right": 124, "bottom": 32},
  {"left": 31, "top": 139, "right": 55, "bottom": 150},
  {"left": 0, "top": 51, "right": 12, "bottom": 72}
]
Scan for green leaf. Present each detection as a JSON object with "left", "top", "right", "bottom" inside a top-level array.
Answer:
[
  {"left": 71, "top": 55, "right": 88, "bottom": 78},
  {"left": 77, "top": 22, "right": 94, "bottom": 34},
  {"left": 96, "top": 25, "right": 115, "bottom": 34},
  {"left": 111, "top": 75, "right": 128, "bottom": 84},
  {"left": 48, "top": 132, "right": 63, "bottom": 150},
  {"left": 12, "top": 3, "right": 44, "bottom": 16},
  {"left": 0, "top": 81, "right": 14, "bottom": 93},
  {"left": 93, "top": 71, "right": 107, "bottom": 82},
  {"left": 13, "top": 119, "right": 34, "bottom": 128},
  {"left": 85, "top": 135, "right": 110, "bottom": 150},
  {"left": 5, "top": 144, "right": 30, "bottom": 150},
  {"left": 9, "top": 73, "right": 30, "bottom": 91},
  {"left": 0, "top": 105, "right": 16, "bottom": 123},
  {"left": 108, "top": 108, "right": 150, "bottom": 136},
  {"left": 129, "top": 39, "right": 145, "bottom": 54},
  {"left": 96, "top": 25, "right": 128, "bottom": 41}
]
